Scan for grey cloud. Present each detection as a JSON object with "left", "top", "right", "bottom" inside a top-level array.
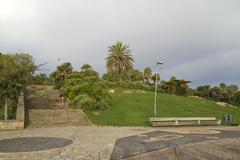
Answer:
[{"left": 0, "top": 0, "right": 240, "bottom": 87}]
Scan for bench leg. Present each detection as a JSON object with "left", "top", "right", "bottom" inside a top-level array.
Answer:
[{"left": 175, "top": 120, "right": 179, "bottom": 126}]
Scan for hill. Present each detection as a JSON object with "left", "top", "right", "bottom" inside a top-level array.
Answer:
[{"left": 85, "top": 89, "right": 240, "bottom": 126}]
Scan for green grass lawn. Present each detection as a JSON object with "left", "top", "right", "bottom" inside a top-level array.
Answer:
[{"left": 85, "top": 89, "right": 240, "bottom": 126}]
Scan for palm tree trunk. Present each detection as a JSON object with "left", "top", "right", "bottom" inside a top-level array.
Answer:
[{"left": 4, "top": 98, "right": 8, "bottom": 120}]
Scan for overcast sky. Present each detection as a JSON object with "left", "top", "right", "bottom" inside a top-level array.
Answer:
[{"left": 0, "top": 0, "right": 240, "bottom": 87}]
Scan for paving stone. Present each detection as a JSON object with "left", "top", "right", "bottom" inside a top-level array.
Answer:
[{"left": 0, "top": 126, "right": 239, "bottom": 160}]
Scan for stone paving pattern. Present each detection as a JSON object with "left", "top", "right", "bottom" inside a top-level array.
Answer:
[
  {"left": 0, "top": 137, "right": 73, "bottom": 153},
  {"left": 0, "top": 126, "right": 239, "bottom": 160},
  {"left": 0, "top": 126, "right": 149, "bottom": 160},
  {"left": 111, "top": 130, "right": 240, "bottom": 159}
]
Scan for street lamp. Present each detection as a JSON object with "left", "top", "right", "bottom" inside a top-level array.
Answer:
[
  {"left": 154, "top": 60, "right": 163, "bottom": 117},
  {"left": 57, "top": 58, "right": 61, "bottom": 65}
]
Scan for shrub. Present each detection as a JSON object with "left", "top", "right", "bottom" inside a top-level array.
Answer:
[
  {"left": 102, "top": 80, "right": 118, "bottom": 88},
  {"left": 64, "top": 65, "right": 112, "bottom": 111},
  {"left": 119, "top": 81, "right": 129, "bottom": 88},
  {"left": 103, "top": 80, "right": 152, "bottom": 91},
  {"left": 72, "top": 94, "right": 111, "bottom": 110},
  {"left": 126, "top": 81, "right": 152, "bottom": 90}
]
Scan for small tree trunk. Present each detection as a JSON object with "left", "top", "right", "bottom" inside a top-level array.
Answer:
[{"left": 4, "top": 98, "right": 8, "bottom": 120}]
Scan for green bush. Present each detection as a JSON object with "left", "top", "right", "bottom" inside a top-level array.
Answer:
[
  {"left": 126, "top": 81, "right": 152, "bottom": 90},
  {"left": 103, "top": 79, "right": 152, "bottom": 91},
  {"left": 120, "top": 81, "right": 129, "bottom": 88},
  {"left": 73, "top": 94, "right": 98, "bottom": 110},
  {"left": 64, "top": 65, "right": 112, "bottom": 111},
  {"left": 32, "top": 73, "right": 52, "bottom": 85},
  {"left": 102, "top": 80, "right": 117, "bottom": 88}
]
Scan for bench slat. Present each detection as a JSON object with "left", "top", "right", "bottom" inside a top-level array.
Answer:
[
  {"left": 149, "top": 117, "right": 221, "bottom": 127},
  {"left": 149, "top": 117, "right": 216, "bottom": 122}
]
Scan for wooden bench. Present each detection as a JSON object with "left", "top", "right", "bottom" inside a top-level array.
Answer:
[{"left": 149, "top": 117, "right": 221, "bottom": 127}]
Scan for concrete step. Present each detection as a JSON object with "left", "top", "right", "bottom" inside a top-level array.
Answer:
[
  {"left": 25, "top": 108, "right": 88, "bottom": 128},
  {"left": 26, "top": 122, "right": 87, "bottom": 128},
  {"left": 27, "top": 105, "right": 68, "bottom": 109},
  {"left": 26, "top": 99, "right": 68, "bottom": 109},
  {"left": 25, "top": 85, "right": 89, "bottom": 128}
]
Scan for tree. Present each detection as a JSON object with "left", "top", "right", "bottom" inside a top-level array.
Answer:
[
  {"left": 195, "top": 85, "right": 211, "bottom": 98},
  {"left": 234, "top": 91, "right": 240, "bottom": 105},
  {"left": 0, "top": 53, "right": 37, "bottom": 120},
  {"left": 160, "top": 77, "right": 190, "bottom": 96},
  {"left": 144, "top": 67, "right": 152, "bottom": 83},
  {"left": 210, "top": 86, "right": 222, "bottom": 101},
  {"left": 105, "top": 42, "right": 134, "bottom": 76},
  {"left": 102, "top": 71, "right": 119, "bottom": 82},
  {"left": 227, "top": 85, "right": 238, "bottom": 93},
  {"left": 219, "top": 83, "right": 227, "bottom": 90},
  {"left": 129, "top": 69, "right": 143, "bottom": 82},
  {"left": 33, "top": 73, "right": 51, "bottom": 85},
  {"left": 0, "top": 54, "right": 13, "bottom": 120},
  {"left": 50, "top": 62, "right": 73, "bottom": 89},
  {"left": 226, "top": 85, "right": 238, "bottom": 103},
  {"left": 81, "top": 64, "right": 92, "bottom": 71},
  {"left": 170, "top": 76, "right": 177, "bottom": 81},
  {"left": 194, "top": 83, "right": 240, "bottom": 105},
  {"left": 151, "top": 73, "right": 160, "bottom": 84}
]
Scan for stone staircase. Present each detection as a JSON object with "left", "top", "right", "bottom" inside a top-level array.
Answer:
[{"left": 25, "top": 85, "right": 89, "bottom": 128}]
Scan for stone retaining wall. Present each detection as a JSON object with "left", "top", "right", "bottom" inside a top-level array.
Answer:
[{"left": 0, "top": 93, "right": 25, "bottom": 130}]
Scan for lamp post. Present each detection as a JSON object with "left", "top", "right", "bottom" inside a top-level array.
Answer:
[
  {"left": 57, "top": 58, "right": 61, "bottom": 65},
  {"left": 154, "top": 60, "right": 163, "bottom": 117}
]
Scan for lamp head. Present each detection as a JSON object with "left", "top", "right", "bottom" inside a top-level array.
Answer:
[{"left": 157, "top": 60, "right": 164, "bottom": 65}]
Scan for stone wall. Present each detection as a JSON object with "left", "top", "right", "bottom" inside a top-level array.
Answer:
[
  {"left": 0, "top": 120, "right": 24, "bottom": 130},
  {"left": 0, "top": 93, "right": 25, "bottom": 130},
  {"left": 16, "top": 93, "right": 25, "bottom": 122}
]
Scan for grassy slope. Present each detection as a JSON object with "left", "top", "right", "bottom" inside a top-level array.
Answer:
[{"left": 86, "top": 89, "right": 240, "bottom": 126}]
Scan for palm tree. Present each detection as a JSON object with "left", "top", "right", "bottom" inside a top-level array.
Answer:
[
  {"left": 106, "top": 42, "right": 134, "bottom": 75},
  {"left": 144, "top": 67, "right": 152, "bottom": 83}
]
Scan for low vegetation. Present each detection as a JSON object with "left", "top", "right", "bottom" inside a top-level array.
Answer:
[
  {"left": 86, "top": 89, "right": 240, "bottom": 126},
  {"left": 64, "top": 64, "right": 112, "bottom": 110},
  {"left": 195, "top": 83, "right": 240, "bottom": 106}
]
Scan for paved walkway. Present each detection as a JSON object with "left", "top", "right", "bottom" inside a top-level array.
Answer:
[{"left": 0, "top": 126, "right": 239, "bottom": 160}]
